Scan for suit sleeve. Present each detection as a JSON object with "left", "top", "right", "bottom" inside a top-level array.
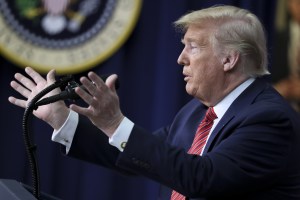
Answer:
[
  {"left": 67, "top": 115, "right": 171, "bottom": 175},
  {"left": 67, "top": 115, "right": 122, "bottom": 171}
]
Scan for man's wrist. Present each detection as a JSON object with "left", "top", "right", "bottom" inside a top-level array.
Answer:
[
  {"left": 109, "top": 117, "right": 134, "bottom": 152},
  {"left": 52, "top": 110, "right": 79, "bottom": 153},
  {"left": 102, "top": 113, "right": 125, "bottom": 137},
  {"left": 50, "top": 104, "right": 70, "bottom": 130}
]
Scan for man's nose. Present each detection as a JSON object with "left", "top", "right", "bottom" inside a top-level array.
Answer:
[{"left": 177, "top": 50, "right": 188, "bottom": 66}]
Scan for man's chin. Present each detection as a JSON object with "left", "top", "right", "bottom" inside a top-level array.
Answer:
[{"left": 185, "top": 85, "right": 194, "bottom": 96}]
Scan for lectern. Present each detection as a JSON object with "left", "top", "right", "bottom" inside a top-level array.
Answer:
[{"left": 0, "top": 179, "right": 61, "bottom": 200}]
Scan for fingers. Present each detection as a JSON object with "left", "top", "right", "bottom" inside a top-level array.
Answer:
[
  {"left": 46, "top": 69, "right": 56, "bottom": 83},
  {"left": 12, "top": 67, "right": 47, "bottom": 93},
  {"left": 87, "top": 72, "right": 118, "bottom": 92},
  {"left": 25, "top": 67, "right": 45, "bottom": 84},
  {"left": 8, "top": 96, "right": 27, "bottom": 108},
  {"left": 105, "top": 74, "right": 118, "bottom": 92},
  {"left": 75, "top": 72, "right": 119, "bottom": 104},
  {"left": 78, "top": 72, "right": 107, "bottom": 99},
  {"left": 69, "top": 103, "right": 92, "bottom": 117},
  {"left": 74, "top": 85, "right": 96, "bottom": 106},
  {"left": 81, "top": 76, "right": 100, "bottom": 97},
  {"left": 10, "top": 80, "right": 31, "bottom": 98},
  {"left": 14, "top": 72, "right": 36, "bottom": 91},
  {"left": 87, "top": 72, "right": 106, "bottom": 94},
  {"left": 71, "top": 72, "right": 117, "bottom": 113},
  {"left": 88, "top": 72, "right": 118, "bottom": 89}
]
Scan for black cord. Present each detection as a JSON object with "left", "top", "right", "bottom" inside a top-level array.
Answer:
[{"left": 22, "top": 75, "right": 73, "bottom": 199}]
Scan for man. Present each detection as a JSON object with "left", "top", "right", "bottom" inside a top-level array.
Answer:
[{"left": 9, "top": 5, "right": 300, "bottom": 200}]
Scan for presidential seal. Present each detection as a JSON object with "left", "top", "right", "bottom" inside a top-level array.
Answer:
[{"left": 0, "top": 0, "right": 142, "bottom": 74}]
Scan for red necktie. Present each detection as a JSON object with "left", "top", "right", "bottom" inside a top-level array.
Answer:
[{"left": 170, "top": 107, "right": 218, "bottom": 200}]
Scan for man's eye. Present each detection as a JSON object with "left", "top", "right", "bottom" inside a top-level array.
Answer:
[
  {"left": 189, "top": 43, "right": 197, "bottom": 49},
  {"left": 190, "top": 45, "right": 198, "bottom": 51}
]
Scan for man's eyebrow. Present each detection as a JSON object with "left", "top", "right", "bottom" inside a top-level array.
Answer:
[
  {"left": 181, "top": 38, "right": 208, "bottom": 47},
  {"left": 181, "top": 38, "right": 197, "bottom": 44}
]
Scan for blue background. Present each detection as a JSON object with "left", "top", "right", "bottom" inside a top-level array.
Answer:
[{"left": 0, "top": 0, "right": 277, "bottom": 199}]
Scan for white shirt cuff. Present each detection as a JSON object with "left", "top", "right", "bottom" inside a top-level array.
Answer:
[
  {"left": 109, "top": 117, "right": 134, "bottom": 152},
  {"left": 52, "top": 110, "right": 78, "bottom": 153}
]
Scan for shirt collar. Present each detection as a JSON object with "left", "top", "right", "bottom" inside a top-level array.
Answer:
[{"left": 213, "top": 78, "right": 255, "bottom": 120}]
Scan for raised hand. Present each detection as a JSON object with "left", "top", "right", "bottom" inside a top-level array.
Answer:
[
  {"left": 8, "top": 67, "right": 70, "bottom": 130},
  {"left": 70, "top": 71, "right": 124, "bottom": 137}
]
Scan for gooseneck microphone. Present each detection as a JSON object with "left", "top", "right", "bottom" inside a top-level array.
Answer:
[
  {"left": 23, "top": 74, "right": 119, "bottom": 199},
  {"left": 35, "top": 74, "right": 119, "bottom": 107}
]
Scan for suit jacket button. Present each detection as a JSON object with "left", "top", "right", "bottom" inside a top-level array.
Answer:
[{"left": 131, "top": 157, "right": 139, "bottom": 165}]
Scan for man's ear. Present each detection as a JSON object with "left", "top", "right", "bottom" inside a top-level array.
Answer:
[{"left": 222, "top": 51, "right": 239, "bottom": 72}]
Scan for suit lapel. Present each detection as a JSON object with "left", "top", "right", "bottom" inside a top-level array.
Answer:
[{"left": 202, "top": 78, "right": 269, "bottom": 154}]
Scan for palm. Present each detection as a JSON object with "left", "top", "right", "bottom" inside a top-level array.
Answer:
[
  {"left": 29, "top": 80, "right": 63, "bottom": 122},
  {"left": 9, "top": 67, "right": 69, "bottom": 129}
]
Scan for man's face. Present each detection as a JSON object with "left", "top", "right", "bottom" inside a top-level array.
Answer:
[{"left": 177, "top": 24, "right": 225, "bottom": 106}]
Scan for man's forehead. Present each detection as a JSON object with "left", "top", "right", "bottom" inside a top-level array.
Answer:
[{"left": 182, "top": 25, "right": 212, "bottom": 43}]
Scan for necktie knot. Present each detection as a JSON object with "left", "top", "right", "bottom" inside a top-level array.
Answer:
[
  {"left": 187, "top": 107, "right": 218, "bottom": 156},
  {"left": 204, "top": 107, "right": 218, "bottom": 122}
]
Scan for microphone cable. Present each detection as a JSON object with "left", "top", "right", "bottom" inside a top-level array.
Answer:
[{"left": 22, "top": 75, "right": 73, "bottom": 199}]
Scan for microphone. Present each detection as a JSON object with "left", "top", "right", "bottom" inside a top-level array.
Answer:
[{"left": 35, "top": 74, "right": 119, "bottom": 106}]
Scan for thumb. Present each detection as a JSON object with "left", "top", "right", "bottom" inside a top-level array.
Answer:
[
  {"left": 105, "top": 74, "right": 118, "bottom": 92},
  {"left": 47, "top": 69, "right": 56, "bottom": 84}
]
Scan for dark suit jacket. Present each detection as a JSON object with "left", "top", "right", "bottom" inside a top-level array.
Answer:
[{"left": 68, "top": 78, "right": 300, "bottom": 200}]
